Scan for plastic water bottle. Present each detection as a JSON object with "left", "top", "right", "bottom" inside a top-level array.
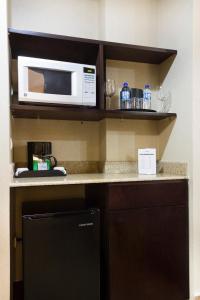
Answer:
[
  {"left": 143, "top": 84, "right": 151, "bottom": 110},
  {"left": 120, "top": 82, "right": 131, "bottom": 109}
]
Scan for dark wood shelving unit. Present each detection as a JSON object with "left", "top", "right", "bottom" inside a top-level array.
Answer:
[
  {"left": 11, "top": 102, "right": 176, "bottom": 121},
  {"left": 9, "top": 28, "right": 177, "bottom": 121}
]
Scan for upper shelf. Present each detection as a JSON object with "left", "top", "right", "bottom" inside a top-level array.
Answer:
[
  {"left": 103, "top": 41, "right": 177, "bottom": 64},
  {"left": 8, "top": 28, "right": 99, "bottom": 65},
  {"left": 8, "top": 28, "right": 177, "bottom": 65}
]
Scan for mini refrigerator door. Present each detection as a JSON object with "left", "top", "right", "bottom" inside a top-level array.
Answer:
[{"left": 22, "top": 209, "right": 100, "bottom": 300}]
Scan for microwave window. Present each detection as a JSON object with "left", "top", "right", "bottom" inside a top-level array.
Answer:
[{"left": 28, "top": 67, "right": 72, "bottom": 95}]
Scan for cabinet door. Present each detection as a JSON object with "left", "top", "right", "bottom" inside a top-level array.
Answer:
[{"left": 107, "top": 205, "right": 189, "bottom": 300}]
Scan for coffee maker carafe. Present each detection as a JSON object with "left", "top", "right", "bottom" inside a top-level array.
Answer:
[{"left": 27, "top": 142, "right": 57, "bottom": 171}]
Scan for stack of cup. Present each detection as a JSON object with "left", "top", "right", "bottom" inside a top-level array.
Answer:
[{"left": 131, "top": 88, "right": 143, "bottom": 109}]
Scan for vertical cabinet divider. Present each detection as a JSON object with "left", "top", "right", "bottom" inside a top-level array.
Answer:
[{"left": 96, "top": 44, "right": 105, "bottom": 110}]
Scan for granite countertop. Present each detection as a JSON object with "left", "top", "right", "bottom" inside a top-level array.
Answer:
[{"left": 10, "top": 173, "right": 188, "bottom": 188}]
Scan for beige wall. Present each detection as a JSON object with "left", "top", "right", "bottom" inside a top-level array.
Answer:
[
  {"left": 12, "top": 119, "right": 100, "bottom": 163},
  {"left": 106, "top": 59, "right": 160, "bottom": 109},
  {"left": 9, "top": 0, "right": 158, "bottom": 45},
  {"left": 156, "top": 0, "right": 193, "bottom": 166},
  {"left": 12, "top": 117, "right": 175, "bottom": 165},
  {"left": 9, "top": 0, "right": 102, "bottom": 39},
  {"left": 0, "top": 1, "right": 10, "bottom": 300},
  {"left": 103, "top": 119, "right": 159, "bottom": 161},
  {"left": 103, "top": 0, "right": 158, "bottom": 46}
]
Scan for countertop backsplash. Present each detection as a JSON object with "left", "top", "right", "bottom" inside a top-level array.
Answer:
[{"left": 14, "top": 160, "right": 187, "bottom": 176}]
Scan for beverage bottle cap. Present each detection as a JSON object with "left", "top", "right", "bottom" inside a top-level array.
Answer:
[
  {"left": 144, "top": 84, "right": 150, "bottom": 89},
  {"left": 123, "top": 82, "right": 129, "bottom": 87}
]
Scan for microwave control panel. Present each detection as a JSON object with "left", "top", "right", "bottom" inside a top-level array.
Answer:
[{"left": 82, "top": 67, "right": 96, "bottom": 106}]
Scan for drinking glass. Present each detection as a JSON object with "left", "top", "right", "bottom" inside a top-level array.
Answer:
[
  {"left": 156, "top": 86, "right": 171, "bottom": 112},
  {"left": 105, "top": 79, "right": 116, "bottom": 110}
]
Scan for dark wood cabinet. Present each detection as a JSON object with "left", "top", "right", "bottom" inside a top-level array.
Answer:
[
  {"left": 86, "top": 180, "right": 189, "bottom": 300},
  {"left": 108, "top": 206, "right": 188, "bottom": 300},
  {"left": 9, "top": 28, "right": 177, "bottom": 121}
]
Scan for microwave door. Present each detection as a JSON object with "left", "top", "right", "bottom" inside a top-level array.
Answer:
[
  {"left": 26, "top": 68, "right": 83, "bottom": 105},
  {"left": 42, "top": 69, "right": 72, "bottom": 95},
  {"left": 18, "top": 57, "right": 83, "bottom": 105}
]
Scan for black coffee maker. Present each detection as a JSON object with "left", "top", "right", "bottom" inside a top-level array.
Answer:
[{"left": 27, "top": 142, "right": 57, "bottom": 170}]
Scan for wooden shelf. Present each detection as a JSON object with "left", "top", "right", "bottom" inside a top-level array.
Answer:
[
  {"left": 9, "top": 28, "right": 99, "bottom": 65},
  {"left": 103, "top": 41, "right": 177, "bottom": 64},
  {"left": 11, "top": 103, "right": 101, "bottom": 121},
  {"left": 9, "top": 28, "right": 177, "bottom": 65},
  {"left": 11, "top": 103, "right": 176, "bottom": 121},
  {"left": 103, "top": 110, "right": 176, "bottom": 120}
]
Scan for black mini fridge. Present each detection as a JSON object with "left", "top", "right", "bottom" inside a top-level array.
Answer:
[{"left": 22, "top": 209, "right": 100, "bottom": 300}]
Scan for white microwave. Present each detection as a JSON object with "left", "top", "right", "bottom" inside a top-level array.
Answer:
[{"left": 18, "top": 56, "right": 96, "bottom": 106}]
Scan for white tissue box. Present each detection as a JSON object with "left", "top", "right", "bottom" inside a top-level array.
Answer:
[{"left": 138, "top": 148, "right": 156, "bottom": 175}]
